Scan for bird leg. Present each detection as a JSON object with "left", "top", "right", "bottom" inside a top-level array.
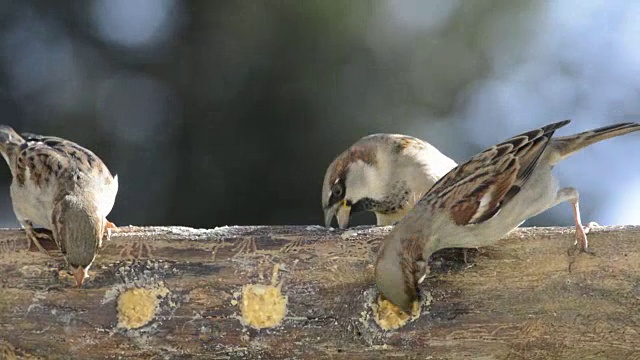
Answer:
[
  {"left": 104, "top": 220, "right": 117, "bottom": 239},
  {"left": 554, "top": 188, "right": 596, "bottom": 254},
  {"left": 20, "top": 220, "right": 50, "bottom": 254},
  {"left": 99, "top": 220, "right": 117, "bottom": 248}
]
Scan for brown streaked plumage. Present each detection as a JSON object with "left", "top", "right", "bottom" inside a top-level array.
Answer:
[
  {"left": 376, "top": 120, "right": 640, "bottom": 312},
  {"left": 0, "top": 126, "right": 118, "bottom": 287},
  {"left": 322, "top": 133, "right": 457, "bottom": 229}
]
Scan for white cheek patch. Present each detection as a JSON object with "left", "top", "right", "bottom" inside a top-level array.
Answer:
[{"left": 344, "top": 161, "right": 384, "bottom": 202}]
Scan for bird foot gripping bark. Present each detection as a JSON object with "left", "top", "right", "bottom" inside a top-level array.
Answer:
[
  {"left": 105, "top": 220, "right": 117, "bottom": 239},
  {"left": 570, "top": 221, "right": 600, "bottom": 255},
  {"left": 99, "top": 220, "right": 117, "bottom": 248},
  {"left": 567, "top": 221, "right": 600, "bottom": 272},
  {"left": 28, "top": 231, "right": 51, "bottom": 255},
  {"left": 23, "top": 225, "right": 53, "bottom": 255}
]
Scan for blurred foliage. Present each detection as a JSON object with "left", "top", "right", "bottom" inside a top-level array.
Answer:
[{"left": 1, "top": 0, "right": 640, "bottom": 228}]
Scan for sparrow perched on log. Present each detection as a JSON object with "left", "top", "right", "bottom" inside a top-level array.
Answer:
[
  {"left": 375, "top": 120, "right": 640, "bottom": 312},
  {"left": 322, "top": 134, "right": 457, "bottom": 229},
  {"left": 0, "top": 126, "right": 118, "bottom": 287}
]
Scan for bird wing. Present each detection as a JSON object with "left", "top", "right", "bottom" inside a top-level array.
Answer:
[
  {"left": 20, "top": 133, "right": 109, "bottom": 176},
  {"left": 14, "top": 138, "right": 72, "bottom": 188},
  {"left": 421, "top": 120, "right": 571, "bottom": 226}
]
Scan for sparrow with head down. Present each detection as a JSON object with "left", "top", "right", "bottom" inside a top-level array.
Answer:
[
  {"left": 375, "top": 120, "right": 640, "bottom": 312},
  {"left": 0, "top": 126, "right": 118, "bottom": 287},
  {"left": 322, "top": 134, "right": 457, "bottom": 229}
]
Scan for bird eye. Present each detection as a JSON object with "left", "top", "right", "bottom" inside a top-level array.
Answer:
[{"left": 331, "top": 183, "right": 344, "bottom": 198}]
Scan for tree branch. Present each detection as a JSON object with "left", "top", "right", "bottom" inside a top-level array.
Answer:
[{"left": 1, "top": 225, "right": 640, "bottom": 359}]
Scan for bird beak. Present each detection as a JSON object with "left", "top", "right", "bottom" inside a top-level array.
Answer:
[
  {"left": 324, "top": 206, "right": 336, "bottom": 228},
  {"left": 324, "top": 200, "right": 352, "bottom": 229},
  {"left": 335, "top": 201, "right": 351, "bottom": 229},
  {"left": 72, "top": 267, "right": 88, "bottom": 288},
  {"left": 380, "top": 293, "right": 414, "bottom": 315}
]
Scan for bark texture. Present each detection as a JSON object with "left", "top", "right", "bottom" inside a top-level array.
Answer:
[{"left": 0, "top": 225, "right": 639, "bottom": 359}]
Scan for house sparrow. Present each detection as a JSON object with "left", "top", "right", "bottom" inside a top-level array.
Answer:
[
  {"left": 0, "top": 126, "right": 118, "bottom": 287},
  {"left": 375, "top": 120, "right": 640, "bottom": 312},
  {"left": 322, "top": 134, "right": 457, "bottom": 229}
]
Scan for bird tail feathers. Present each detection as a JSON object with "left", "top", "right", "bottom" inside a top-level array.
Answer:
[{"left": 551, "top": 122, "right": 640, "bottom": 161}]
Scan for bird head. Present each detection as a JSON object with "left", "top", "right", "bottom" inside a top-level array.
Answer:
[
  {"left": 322, "top": 137, "right": 386, "bottom": 229},
  {"left": 0, "top": 125, "right": 25, "bottom": 165},
  {"left": 375, "top": 233, "right": 427, "bottom": 313},
  {"left": 322, "top": 134, "right": 456, "bottom": 229},
  {"left": 53, "top": 195, "right": 102, "bottom": 287}
]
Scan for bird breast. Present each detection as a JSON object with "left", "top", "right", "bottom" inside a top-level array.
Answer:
[
  {"left": 10, "top": 169, "right": 56, "bottom": 229},
  {"left": 92, "top": 174, "right": 118, "bottom": 219}
]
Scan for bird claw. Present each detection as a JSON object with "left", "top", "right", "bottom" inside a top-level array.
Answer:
[
  {"left": 99, "top": 220, "right": 117, "bottom": 249},
  {"left": 567, "top": 222, "right": 599, "bottom": 272},
  {"left": 30, "top": 234, "right": 50, "bottom": 255},
  {"left": 26, "top": 229, "right": 52, "bottom": 255},
  {"left": 104, "top": 220, "right": 117, "bottom": 239},
  {"left": 567, "top": 245, "right": 596, "bottom": 257},
  {"left": 572, "top": 221, "right": 599, "bottom": 254}
]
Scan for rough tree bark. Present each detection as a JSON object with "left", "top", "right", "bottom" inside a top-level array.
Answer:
[{"left": 0, "top": 225, "right": 639, "bottom": 359}]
